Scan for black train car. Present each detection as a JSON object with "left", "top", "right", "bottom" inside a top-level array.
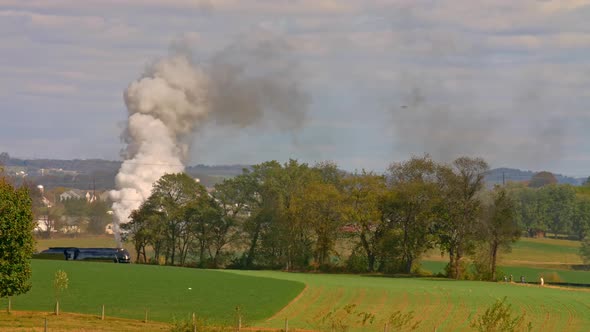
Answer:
[{"left": 35, "top": 247, "right": 130, "bottom": 263}]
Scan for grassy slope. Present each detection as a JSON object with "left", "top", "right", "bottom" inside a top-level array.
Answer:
[
  {"left": 226, "top": 270, "right": 590, "bottom": 332},
  {"left": 0, "top": 260, "right": 304, "bottom": 326}
]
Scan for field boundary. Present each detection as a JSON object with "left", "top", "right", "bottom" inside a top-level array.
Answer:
[{"left": 265, "top": 285, "right": 309, "bottom": 322}]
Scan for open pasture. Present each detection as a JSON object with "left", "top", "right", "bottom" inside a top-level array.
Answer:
[
  {"left": 228, "top": 270, "right": 590, "bottom": 332},
  {"left": 0, "top": 260, "right": 304, "bottom": 326},
  {"left": 421, "top": 261, "right": 590, "bottom": 285},
  {"left": 35, "top": 235, "right": 120, "bottom": 252},
  {"left": 23, "top": 236, "right": 590, "bottom": 331},
  {"left": 1, "top": 261, "right": 589, "bottom": 331},
  {"left": 423, "top": 236, "right": 584, "bottom": 267}
]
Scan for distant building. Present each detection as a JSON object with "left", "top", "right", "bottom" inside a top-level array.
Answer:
[
  {"left": 59, "top": 189, "right": 100, "bottom": 202},
  {"left": 59, "top": 189, "right": 84, "bottom": 201}
]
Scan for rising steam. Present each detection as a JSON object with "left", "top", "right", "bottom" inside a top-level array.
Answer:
[
  {"left": 109, "top": 54, "right": 209, "bottom": 241},
  {"left": 110, "top": 37, "right": 308, "bottom": 240}
]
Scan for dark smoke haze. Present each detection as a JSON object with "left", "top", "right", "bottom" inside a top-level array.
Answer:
[
  {"left": 387, "top": 8, "right": 565, "bottom": 166},
  {"left": 207, "top": 35, "right": 309, "bottom": 131}
]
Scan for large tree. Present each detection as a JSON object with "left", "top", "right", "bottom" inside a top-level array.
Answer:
[
  {"left": 580, "top": 236, "right": 590, "bottom": 265},
  {"left": 528, "top": 171, "right": 558, "bottom": 188},
  {"left": 436, "top": 157, "right": 489, "bottom": 279},
  {"left": 382, "top": 156, "right": 441, "bottom": 274},
  {"left": 342, "top": 171, "right": 387, "bottom": 272},
  {"left": 0, "top": 174, "right": 36, "bottom": 304},
  {"left": 476, "top": 187, "right": 520, "bottom": 280},
  {"left": 572, "top": 197, "right": 590, "bottom": 240},
  {"left": 240, "top": 161, "right": 284, "bottom": 268},
  {"left": 509, "top": 185, "right": 547, "bottom": 237},
  {"left": 147, "top": 173, "right": 204, "bottom": 265},
  {"left": 297, "top": 180, "right": 344, "bottom": 266},
  {"left": 540, "top": 184, "right": 575, "bottom": 238}
]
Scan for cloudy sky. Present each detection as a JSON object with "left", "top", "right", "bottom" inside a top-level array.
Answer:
[{"left": 1, "top": 0, "right": 589, "bottom": 177}]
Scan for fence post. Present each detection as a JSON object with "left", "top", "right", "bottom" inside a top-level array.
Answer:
[
  {"left": 144, "top": 308, "right": 148, "bottom": 323},
  {"left": 235, "top": 306, "right": 241, "bottom": 332},
  {"left": 285, "top": 318, "right": 289, "bottom": 332},
  {"left": 101, "top": 304, "right": 105, "bottom": 320},
  {"left": 44, "top": 317, "right": 48, "bottom": 332},
  {"left": 383, "top": 322, "right": 388, "bottom": 332},
  {"left": 192, "top": 312, "right": 196, "bottom": 332},
  {"left": 7, "top": 297, "right": 11, "bottom": 313}
]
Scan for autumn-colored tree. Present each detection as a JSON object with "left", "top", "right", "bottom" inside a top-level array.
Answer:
[
  {"left": 342, "top": 171, "right": 387, "bottom": 272},
  {"left": 528, "top": 171, "right": 557, "bottom": 188}
]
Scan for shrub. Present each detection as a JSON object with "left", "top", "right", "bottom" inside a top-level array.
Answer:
[
  {"left": 317, "top": 304, "right": 377, "bottom": 332},
  {"left": 345, "top": 247, "right": 369, "bottom": 273},
  {"left": 170, "top": 316, "right": 232, "bottom": 332},
  {"left": 387, "top": 310, "right": 421, "bottom": 331},
  {"left": 470, "top": 297, "right": 532, "bottom": 332},
  {"left": 411, "top": 264, "right": 433, "bottom": 277}
]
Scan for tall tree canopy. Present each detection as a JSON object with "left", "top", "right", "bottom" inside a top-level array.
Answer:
[
  {"left": 436, "top": 157, "right": 489, "bottom": 279},
  {"left": 476, "top": 187, "right": 520, "bottom": 280},
  {"left": 528, "top": 171, "right": 557, "bottom": 188},
  {"left": 0, "top": 174, "right": 36, "bottom": 299}
]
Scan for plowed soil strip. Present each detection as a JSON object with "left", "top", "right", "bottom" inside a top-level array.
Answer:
[{"left": 266, "top": 285, "right": 309, "bottom": 322}]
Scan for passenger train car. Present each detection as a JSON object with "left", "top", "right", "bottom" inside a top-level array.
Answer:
[{"left": 35, "top": 247, "right": 131, "bottom": 263}]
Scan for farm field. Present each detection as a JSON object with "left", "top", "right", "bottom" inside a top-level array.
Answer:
[
  {"left": 18, "top": 235, "right": 590, "bottom": 331},
  {"left": 422, "top": 236, "right": 583, "bottom": 267},
  {"left": 0, "top": 260, "right": 304, "bottom": 326},
  {"left": 1, "top": 261, "right": 589, "bottom": 332},
  {"left": 421, "top": 261, "right": 590, "bottom": 284},
  {"left": 228, "top": 270, "right": 590, "bottom": 332}
]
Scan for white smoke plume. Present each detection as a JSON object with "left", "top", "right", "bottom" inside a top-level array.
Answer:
[
  {"left": 110, "top": 54, "right": 209, "bottom": 242},
  {"left": 110, "top": 36, "right": 308, "bottom": 241}
]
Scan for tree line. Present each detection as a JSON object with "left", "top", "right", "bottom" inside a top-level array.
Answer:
[
  {"left": 27, "top": 187, "right": 111, "bottom": 238},
  {"left": 123, "top": 156, "right": 530, "bottom": 280},
  {"left": 508, "top": 182, "right": 590, "bottom": 240}
]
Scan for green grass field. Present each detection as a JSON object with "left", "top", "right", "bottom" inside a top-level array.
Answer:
[
  {"left": 423, "top": 236, "right": 584, "bottom": 267},
  {"left": 421, "top": 261, "right": 590, "bottom": 284},
  {"left": 15, "top": 235, "right": 589, "bottom": 331},
  {"left": 0, "top": 260, "right": 304, "bottom": 326},
  {"left": 227, "top": 269, "right": 590, "bottom": 332}
]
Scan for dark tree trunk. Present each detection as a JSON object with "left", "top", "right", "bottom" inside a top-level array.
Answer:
[
  {"left": 490, "top": 242, "right": 499, "bottom": 281},
  {"left": 246, "top": 222, "right": 262, "bottom": 267}
]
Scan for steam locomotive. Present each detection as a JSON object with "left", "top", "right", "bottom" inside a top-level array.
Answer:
[{"left": 35, "top": 247, "right": 131, "bottom": 263}]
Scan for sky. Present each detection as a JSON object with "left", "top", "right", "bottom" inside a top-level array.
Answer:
[{"left": 0, "top": 0, "right": 589, "bottom": 177}]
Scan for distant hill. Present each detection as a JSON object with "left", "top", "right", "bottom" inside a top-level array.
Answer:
[
  {"left": 0, "top": 153, "right": 249, "bottom": 190},
  {"left": 486, "top": 168, "right": 586, "bottom": 186},
  {"left": 1, "top": 152, "right": 586, "bottom": 190}
]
